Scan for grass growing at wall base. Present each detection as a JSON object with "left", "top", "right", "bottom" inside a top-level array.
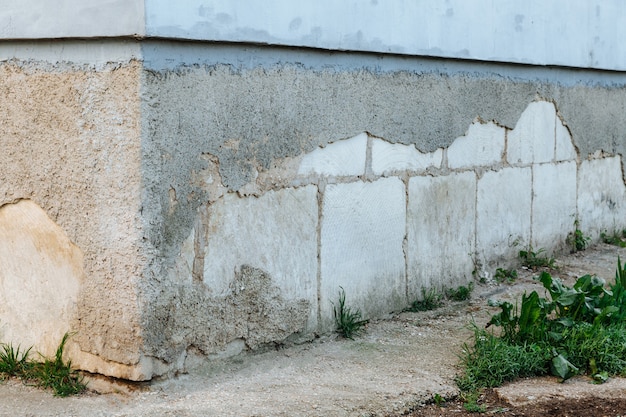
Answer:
[
  {"left": 0, "top": 333, "right": 86, "bottom": 397},
  {"left": 458, "top": 258, "right": 626, "bottom": 399}
]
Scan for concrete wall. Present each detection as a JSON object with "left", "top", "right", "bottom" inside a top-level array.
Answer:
[{"left": 1, "top": 1, "right": 626, "bottom": 382}]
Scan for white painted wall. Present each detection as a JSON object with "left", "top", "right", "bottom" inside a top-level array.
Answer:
[
  {"left": 0, "top": 0, "right": 144, "bottom": 38},
  {"left": 1, "top": 0, "right": 625, "bottom": 71},
  {"left": 144, "top": 0, "right": 626, "bottom": 71}
]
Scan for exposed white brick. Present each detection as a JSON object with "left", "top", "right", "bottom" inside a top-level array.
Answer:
[
  {"left": 203, "top": 186, "right": 319, "bottom": 330},
  {"left": 320, "top": 178, "right": 406, "bottom": 330},
  {"left": 578, "top": 156, "right": 626, "bottom": 239},
  {"left": 532, "top": 162, "right": 577, "bottom": 251},
  {"left": 407, "top": 172, "right": 476, "bottom": 298},
  {"left": 298, "top": 133, "right": 367, "bottom": 177},
  {"left": 447, "top": 122, "right": 505, "bottom": 169},
  {"left": 371, "top": 139, "right": 442, "bottom": 174},
  {"left": 507, "top": 101, "right": 556, "bottom": 165},
  {"left": 555, "top": 119, "right": 577, "bottom": 162},
  {"left": 477, "top": 167, "right": 532, "bottom": 268}
]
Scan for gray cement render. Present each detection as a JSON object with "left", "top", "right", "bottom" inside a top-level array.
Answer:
[{"left": 3, "top": 37, "right": 626, "bottom": 379}]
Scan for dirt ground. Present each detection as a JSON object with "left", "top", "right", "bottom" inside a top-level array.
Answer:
[{"left": 1, "top": 243, "right": 626, "bottom": 417}]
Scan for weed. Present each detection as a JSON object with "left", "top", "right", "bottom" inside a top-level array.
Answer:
[
  {"left": 0, "top": 343, "right": 31, "bottom": 377},
  {"left": 460, "top": 390, "right": 487, "bottom": 413},
  {"left": 601, "top": 229, "right": 626, "bottom": 247},
  {"left": 568, "top": 221, "right": 591, "bottom": 252},
  {"left": 433, "top": 392, "right": 446, "bottom": 407},
  {"left": 460, "top": 258, "right": 626, "bottom": 396},
  {"left": 408, "top": 287, "right": 443, "bottom": 312},
  {"left": 519, "top": 246, "right": 556, "bottom": 270},
  {"left": 0, "top": 333, "right": 85, "bottom": 397},
  {"left": 333, "top": 287, "right": 368, "bottom": 339},
  {"left": 494, "top": 268, "right": 517, "bottom": 284},
  {"left": 446, "top": 283, "right": 474, "bottom": 302}
]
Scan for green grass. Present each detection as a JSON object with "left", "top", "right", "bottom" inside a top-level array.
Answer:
[
  {"left": 519, "top": 246, "right": 556, "bottom": 270},
  {"left": 459, "top": 258, "right": 626, "bottom": 399},
  {"left": 494, "top": 268, "right": 518, "bottom": 284},
  {"left": 445, "top": 283, "right": 474, "bottom": 302},
  {"left": 333, "top": 287, "right": 368, "bottom": 339},
  {"left": 408, "top": 287, "right": 444, "bottom": 312},
  {"left": 0, "top": 333, "right": 86, "bottom": 397},
  {"left": 601, "top": 229, "right": 626, "bottom": 247}
]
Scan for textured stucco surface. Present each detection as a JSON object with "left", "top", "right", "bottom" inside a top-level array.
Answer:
[
  {"left": 0, "top": 60, "right": 147, "bottom": 379},
  {"left": 2, "top": 41, "right": 626, "bottom": 381}
]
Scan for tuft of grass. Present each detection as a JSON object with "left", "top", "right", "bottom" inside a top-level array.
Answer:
[
  {"left": 333, "top": 287, "right": 368, "bottom": 339},
  {"left": 0, "top": 343, "right": 31, "bottom": 378},
  {"left": 601, "top": 229, "right": 626, "bottom": 247},
  {"left": 446, "top": 283, "right": 474, "bottom": 302},
  {"left": 408, "top": 287, "right": 443, "bottom": 312},
  {"left": 0, "top": 333, "right": 86, "bottom": 397},
  {"left": 519, "top": 246, "right": 556, "bottom": 270},
  {"left": 494, "top": 268, "right": 517, "bottom": 284}
]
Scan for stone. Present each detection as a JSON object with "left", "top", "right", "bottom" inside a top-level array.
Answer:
[
  {"left": 531, "top": 162, "right": 577, "bottom": 251},
  {"left": 0, "top": 200, "right": 84, "bottom": 358},
  {"left": 507, "top": 101, "right": 556, "bottom": 165},
  {"left": 371, "top": 138, "right": 442, "bottom": 175},
  {"left": 578, "top": 156, "right": 626, "bottom": 239},
  {"left": 298, "top": 133, "right": 368, "bottom": 177},
  {"left": 407, "top": 172, "right": 476, "bottom": 297},
  {"left": 555, "top": 119, "right": 578, "bottom": 162},
  {"left": 320, "top": 178, "right": 406, "bottom": 329},
  {"left": 447, "top": 122, "right": 505, "bottom": 169},
  {"left": 476, "top": 167, "right": 532, "bottom": 269},
  {"left": 202, "top": 186, "right": 319, "bottom": 330}
]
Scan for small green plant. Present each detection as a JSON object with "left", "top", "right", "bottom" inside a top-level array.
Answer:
[
  {"left": 568, "top": 220, "right": 591, "bottom": 252},
  {"left": 519, "top": 246, "right": 556, "bottom": 270},
  {"left": 459, "top": 257, "right": 626, "bottom": 397},
  {"left": 461, "top": 390, "right": 487, "bottom": 413},
  {"left": 433, "top": 392, "right": 446, "bottom": 407},
  {"left": 333, "top": 287, "right": 368, "bottom": 339},
  {"left": 601, "top": 229, "right": 626, "bottom": 247},
  {"left": 446, "top": 283, "right": 474, "bottom": 302},
  {"left": 0, "top": 343, "right": 31, "bottom": 377},
  {"left": 408, "top": 287, "right": 443, "bottom": 312},
  {"left": 0, "top": 333, "right": 85, "bottom": 397},
  {"left": 494, "top": 268, "right": 517, "bottom": 284}
]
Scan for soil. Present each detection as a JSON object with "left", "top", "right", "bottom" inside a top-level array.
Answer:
[{"left": 1, "top": 243, "right": 626, "bottom": 417}]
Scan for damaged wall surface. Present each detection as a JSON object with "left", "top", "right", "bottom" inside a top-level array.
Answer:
[{"left": 1, "top": 2, "right": 626, "bottom": 381}]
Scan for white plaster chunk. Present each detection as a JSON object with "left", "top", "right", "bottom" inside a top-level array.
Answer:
[
  {"left": 507, "top": 101, "right": 557, "bottom": 165},
  {"left": 407, "top": 172, "right": 476, "bottom": 299},
  {"left": 0, "top": 200, "right": 84, "bottom": 358},
  {"left": 476, "top": 167, "right": 532, "bottom": 268},
  {"left": 298, "top": 133, "right": 367, "bottom": 177},
  {"left": 578, "top": 156, "right": 626, "bottom": 239},
  {"left": 447, "top": 122, "right": 505, "bottom": 169},
  {"left": 320, "top": 178, "right": 406, "bottom": 330},
  {"left": 203, "top": 186, "right": 319, "bottom": 330},
  {"left": 371, "top": 139, "right": 442, "bottom": 175},
  {"left": 555, "top": 120, "right": 577, "bottom": 162},
  {"left": 532, "top": 162, "right": 577, "bottom": 251}
]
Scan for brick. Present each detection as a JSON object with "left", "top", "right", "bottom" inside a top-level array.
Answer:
[{"left": 555, "top": 119, "right": 577, "bottom": 162}]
